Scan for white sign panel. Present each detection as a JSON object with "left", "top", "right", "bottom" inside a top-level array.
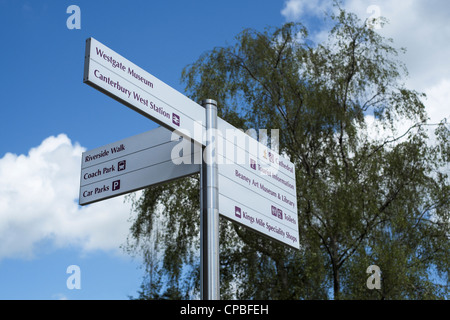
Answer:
[
  {"left": 84, "top": 37, "right": 206, "bottom": 145},
  {"left": 215, "top": 119, "right": 299, "bottom": 249},
  {"left": 82, "top": 37, "right": 299, "bottom": 249},
  {"left": 79, "top": 127, "right": 200, "bottom": 205}
]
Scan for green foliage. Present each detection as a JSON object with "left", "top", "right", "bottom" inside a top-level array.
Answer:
[{"left": 126, "top": 6, "right": 449, "bottom": 300}]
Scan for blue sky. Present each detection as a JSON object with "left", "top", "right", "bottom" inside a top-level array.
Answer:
[{"left": 0, "top": 0, "right": 448, "bottom": 300}]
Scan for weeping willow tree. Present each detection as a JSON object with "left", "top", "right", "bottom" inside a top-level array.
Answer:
[{"left": 124, "top": 7, "right": 449, "bottom": 300}]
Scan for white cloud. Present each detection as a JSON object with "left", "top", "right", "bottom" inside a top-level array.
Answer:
[
  {"left": 281, "top": 0, "right": 329, "bottom": 21},
  {"left": 0, "top": 134, "right": 138, "bottom": 261},
  {"left": 344, "top": 0, "right": 450, "bottom": 92},
  {"left": 423, "top": 79, "right": 450, "bottom": 124},
  {"left": 345, "top": 0, "right": 450, "bottom": 128},
  {"left": 281, "top": 0, "right": 307, "bottom": 21},
  {"left": 281, "top": 0, "right": 450, "bottom": 126}
]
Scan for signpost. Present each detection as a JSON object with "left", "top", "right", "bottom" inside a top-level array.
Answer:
[
  {"left": 79, "top": 126, "right": 200, "bottom": 205},
  {"left": 81, "top": 37, "right": 299, "bottom": 299}
]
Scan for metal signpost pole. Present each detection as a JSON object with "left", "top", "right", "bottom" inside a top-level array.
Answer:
[{"left": 200, "top": 99, "right": 220, "bottom": 300}]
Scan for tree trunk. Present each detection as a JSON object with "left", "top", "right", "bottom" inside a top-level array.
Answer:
[
  {"left": 330, "top": 236, "right": 341, "bottom": 300},
  {"left": 332, "top": 264, "right": 341, "bottom": 300}
]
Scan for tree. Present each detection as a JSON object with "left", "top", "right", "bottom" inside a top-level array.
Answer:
[{"left": 125, "top": 6, "right": 449, "bottom": 300}]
